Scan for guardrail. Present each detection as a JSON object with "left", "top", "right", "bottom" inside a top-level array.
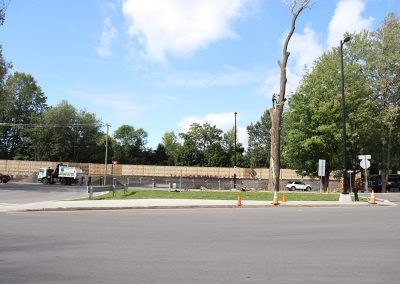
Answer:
[{"left": 87, "top": 179, "right": 128, "bottom": 199}]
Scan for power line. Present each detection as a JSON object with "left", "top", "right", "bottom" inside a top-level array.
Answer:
[{"left": 0, "top": 122, "right": 103, "bottom": 128}]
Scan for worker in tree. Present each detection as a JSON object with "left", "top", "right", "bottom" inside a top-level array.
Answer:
[{"left": 272, "top": 93, "right": 277, "bottom": 108}]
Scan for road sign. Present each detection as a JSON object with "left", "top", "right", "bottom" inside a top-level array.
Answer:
[
  {"left": 358, "top": 155, "right": 371, "bottom": 169},
  {"left": 318, "top": 159, "right": 326, "bottom": 177},
  {"left": 358, "top": 155, "right": 371, "bottom": 192}
]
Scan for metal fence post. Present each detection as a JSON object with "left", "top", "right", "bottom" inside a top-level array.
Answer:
[
  {"left": 89, "top": 186, "right": 93, "bottom": 199},
  {"left": 112, "top": 185, "right": 116, "bottom": 197}
]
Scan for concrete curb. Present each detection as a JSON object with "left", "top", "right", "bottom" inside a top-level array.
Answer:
[{"left": 1, "top": 198, "right": 396, "bottom": 213}]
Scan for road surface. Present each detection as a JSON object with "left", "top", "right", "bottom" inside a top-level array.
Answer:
[{"left": 1, "top": 206, "right": 399, "bottom": 283}]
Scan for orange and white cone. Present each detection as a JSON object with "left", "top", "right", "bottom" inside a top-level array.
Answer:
[
  {"left": 282, "top": 192, "right": 287, "bottom": 203},
  {"left": 273, "top": 191, "right": 279, "bottom": 205},
  {"left": 237, "top": 195, "right": 242, "bottom": 206},
  {"left": 368, "top": 190, "right": 377, "bottom": 204}
]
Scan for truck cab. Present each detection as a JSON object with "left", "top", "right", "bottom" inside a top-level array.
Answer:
[{"left": 38, "top": 168, "right": 54, "bottom": 184}]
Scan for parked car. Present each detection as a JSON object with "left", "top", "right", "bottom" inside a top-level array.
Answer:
[
  {"left": 285, "top": 181, "right": 312, "bottom": 191},
  {"left": 0, "top": 173, "right": 10, "bottom": 183}
]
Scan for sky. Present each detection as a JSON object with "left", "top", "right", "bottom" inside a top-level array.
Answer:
[{"left": 1, "top": 0, "right": 399, "bottom": 149}]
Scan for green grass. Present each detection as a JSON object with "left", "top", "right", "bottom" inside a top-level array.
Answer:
[{"left": 89, "top": 188, "right": 340, "bottom": 201}]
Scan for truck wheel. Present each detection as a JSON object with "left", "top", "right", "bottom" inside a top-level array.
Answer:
[
  {"left": 42, "top": 178, "right": 49, "bottom": 184},
  {"left": 60, "top": 179, "right": 67, "bottom": 185}
]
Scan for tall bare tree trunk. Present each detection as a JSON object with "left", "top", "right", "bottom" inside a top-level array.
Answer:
[{"left": 268, "top": 0, "right": 310, "bottom": 191}]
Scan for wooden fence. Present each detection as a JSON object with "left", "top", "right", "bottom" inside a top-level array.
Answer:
[{"left": 0, "top": 159, "right": 312, "bottom": 180}]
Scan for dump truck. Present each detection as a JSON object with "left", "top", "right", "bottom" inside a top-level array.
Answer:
[{"left": 38, "top": 164, "right": 83, "bottom": 185}]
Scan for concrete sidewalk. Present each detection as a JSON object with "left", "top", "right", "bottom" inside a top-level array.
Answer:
[{"left": 0, "top": 198, "right": 396, "bottom": 212}]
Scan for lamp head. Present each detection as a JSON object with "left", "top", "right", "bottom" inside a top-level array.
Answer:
[{"left": 343, "top": 36, "right": 351, "bottom": 43}]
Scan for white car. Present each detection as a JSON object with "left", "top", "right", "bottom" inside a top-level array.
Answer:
[{"left": 285, "top": 181, "right": 312, "bottom": 191}]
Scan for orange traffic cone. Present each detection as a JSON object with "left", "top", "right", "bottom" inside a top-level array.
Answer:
[
  {"left": 282, "top": 192, "right": 287, "bottom": 203},
  {"left": 273, "top": 191, "right": 279, "bottom": 205},
  {"left": 237, "top": 195, "right": 242, "bottom": 206},
  {"left": 368, "top": 190, "right": 377, "bottom": 204}
]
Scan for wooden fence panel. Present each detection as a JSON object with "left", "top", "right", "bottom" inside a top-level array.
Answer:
[{"left": 0, "top": 159, "right": 319, "bottom": 180}]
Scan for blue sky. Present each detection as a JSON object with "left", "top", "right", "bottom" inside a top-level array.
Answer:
[{"left": 1, "top": 0, "right": 399, "bottom": 149}]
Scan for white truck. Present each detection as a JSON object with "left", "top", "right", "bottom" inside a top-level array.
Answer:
[{"left": 38, "top": 164, "right": 83, "bottom": 185}]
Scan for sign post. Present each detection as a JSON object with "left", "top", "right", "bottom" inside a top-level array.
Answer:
[
  {"left": 347, "top": 170, "right": 354, "bottom": 192},
  {"left": 359, "top": 155, "right": 371, "bottom": 192},
  {"left": 318, "top": 159, "right": 326, "bottom": 193}
]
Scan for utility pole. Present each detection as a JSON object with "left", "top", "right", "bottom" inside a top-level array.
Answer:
[
  {"left": 234, "top": 112, "right": 237, "bottom": 189},
  {"left": 104, "top": 124, "right": 110, "bottom": 186}
]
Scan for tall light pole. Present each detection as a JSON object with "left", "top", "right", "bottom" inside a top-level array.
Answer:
[
  {"left": 340, "top": 36, "right": 351, "bottom": 194},
  {"left": 234, "top": 112, "right": 237, "bottom": 189},
  {"left": 104, "top": 124, "right": 110, "bottom": 186}
]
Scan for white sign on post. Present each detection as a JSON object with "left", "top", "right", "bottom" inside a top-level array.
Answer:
[
  {"left": 359, "top": 155, "right": 371, "bottom": 169},
  {"left": 358, "top": 155, "right": 371, "bottom": 192},
  {"left": 318, "top": 159, "right": 326, "bottom": 177},
  {"left": 318, "top": 159, "right": 326, "bottom": 193}
]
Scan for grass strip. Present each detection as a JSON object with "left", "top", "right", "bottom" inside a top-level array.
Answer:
[{"left": 89, "top": 188, "right": 340, "bottom": 201}]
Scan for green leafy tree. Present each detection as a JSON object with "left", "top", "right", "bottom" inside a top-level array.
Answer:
[
  {"left": 222, "top": 127, "right": 246, "bottom": 167},
  {"left": 34, "top": 101, "right": 102, "bottom": 162},
  {"left": 364, "top": 13, "right": 400, "bottom": 191},
  {"left": 0, "top": 45, "right": 12, "bottom": 158},
  {"left": 204, "top": 142, "right": 227, "bottom": 167},
  {"left": 148, "top": 143, "right": 169, "bottom": 165},
  {"left": 0, "top": 0, "right": 10, "bottom": 26},
  {"left": 2, "top": 72, "right": 47, "bottom": 159},
  {"left": 177, "top": 123, "right": 224, "bottom": 166},
  {"left": 180, "top": 123, "right": 223, "bottom": 151},
  {"left": 113, "top": 125, "right": 148, "bottom": 164},
  {"left": 283, "top": 46, "right": 375, "bottom": 190},
  {"left": 176, "top": 139, "right": 204, "bottom": 166},
  {"left": 161, "top": 131, "right": 179, "bottom": 165},
  {"left": 35, "top": 101, "right": 77, "bottom": 161}
]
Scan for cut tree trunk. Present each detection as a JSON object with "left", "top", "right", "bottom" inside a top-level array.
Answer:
[{"left": 268, "top": 1, "right": 309, "bottom": 191}]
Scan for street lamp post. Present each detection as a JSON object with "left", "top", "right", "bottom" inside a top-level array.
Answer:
[
  {"left": 104, "top": 124, "right": 110, "bottom": 186},
  {"left": 234, "top": 112, "right": 237, "bottom": 189},
  {"left": 340, "top": 36, "right": 351, "bottom": 194}
]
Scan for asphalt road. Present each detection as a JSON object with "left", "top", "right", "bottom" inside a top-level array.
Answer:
[
  {"left": 1, "top": 206, "right": 399, "bottom": 284},
  {"left": 0, "top": 182, "right": 88, "bottom": 204}
]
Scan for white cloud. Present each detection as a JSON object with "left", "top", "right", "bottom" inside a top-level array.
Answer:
[
  {"left": 122, "top": 0, "right": 253, "bottom": 62},
  {"left": 178, "top": 112, "right": 249, "bottom": 149},
  {"left": 260, "top": 67, "right": 301, "bottom": 101},
  {"left": 260, "top": 25, "right": 323, "bottom": 102},
  {"left": 327, "top": 0, "right": 373, "bottom": 48},
  {"left": 97, "top": 16, "right": 119, "bottom": 57},
  {"left": 289, "top": 27, "right": 323, "bottom": 71},
  {"left": 97, "top": 3, "right": 119, "bottom": 58}
]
